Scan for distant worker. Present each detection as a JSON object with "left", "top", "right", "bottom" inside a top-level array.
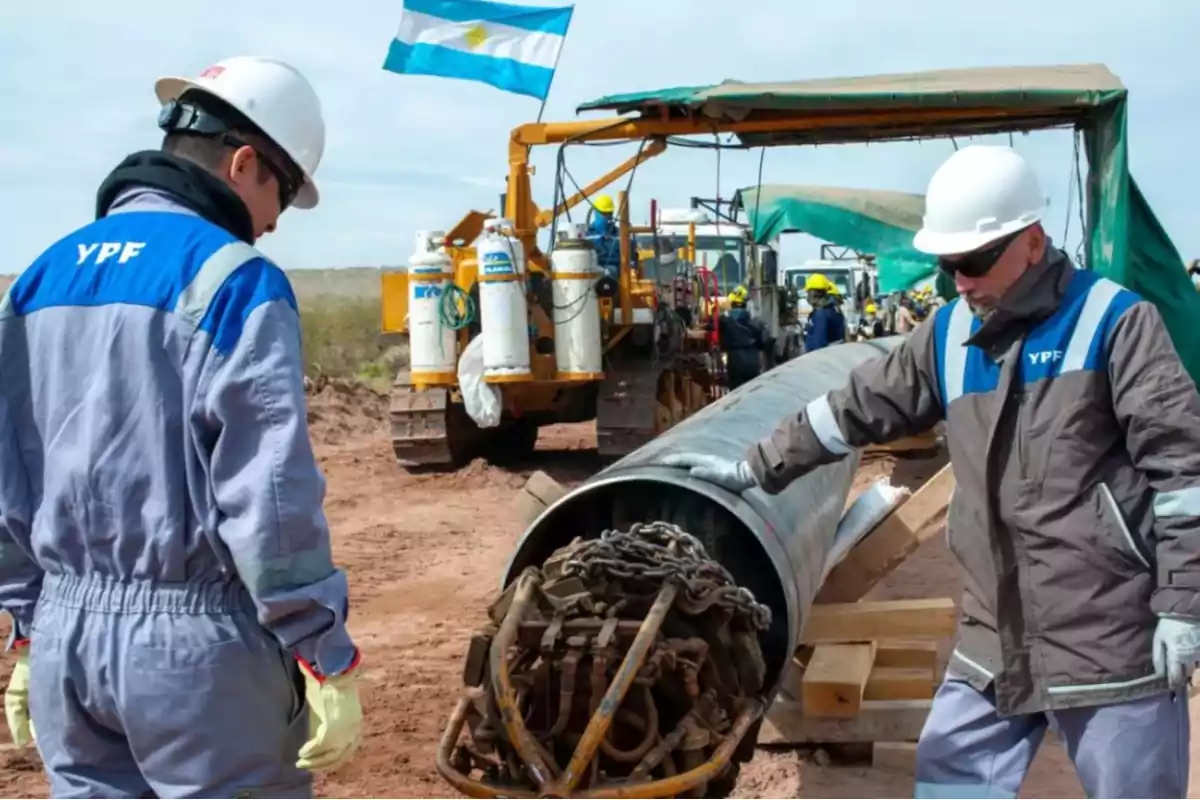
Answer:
[
  {"left": 1189, "top": 259, "right": 1200, "bottom": 291},
  {"left": 856, "top": 302, "right": 885, "bottom": 340},
  {"left": 0, "top": 56, "right": 363, "bottom": 797},
  {"left": 802, "top": 273, "right": 846, "bottom": 352},
  {"left": 586, "top": 193, "right": 622, "bottom": 277},
  {"left": 664, "top": 144, "right": 1200, "bottom": 798},
  {"left": 894, "top": 293, "right": 919, "bottom": 333},
  {"left": 715, "top": 285, "right": 766, "bottom": 389}
]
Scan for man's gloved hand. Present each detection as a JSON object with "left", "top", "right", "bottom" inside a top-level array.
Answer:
[
  {"left": 1152, "top": 616, "right": 1200, "bottom": 689},
  {"left": 296, "top": 654, "right": 364, "bottom": 772},
  {"left": 4, "top": 640, "right": 34, "bottom": 748},
  {"left": 661, "top": 453, "right": 758, "bottom": 493}
]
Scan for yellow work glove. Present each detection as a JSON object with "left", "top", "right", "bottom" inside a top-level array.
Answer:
[
  {"left": 296, "top": 655, "right": 363, "bottom": 772},
  {"left": 4, "top": 641, "right": 34, "bottom": 748}
]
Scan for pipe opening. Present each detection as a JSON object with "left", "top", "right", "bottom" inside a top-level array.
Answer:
[{"left": 509, "top": 478, "right": 791, "bottom": 692}]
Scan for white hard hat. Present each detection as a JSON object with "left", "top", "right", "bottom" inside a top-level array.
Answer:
[
  {"left": 155, "top": 56, "right": 325, "bottom": 209},
  {"left": 913, "top": 145, "right": 1047, "bottom": 256}
]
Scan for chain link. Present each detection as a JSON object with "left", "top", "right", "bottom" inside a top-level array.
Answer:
[{"left": 560, "top": 521, "right": 773, "bottom": 631}]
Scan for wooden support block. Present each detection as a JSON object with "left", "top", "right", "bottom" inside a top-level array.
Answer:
[
  {"left": 758, "top": 700, "right": 933, "bottom": 744},
  {"left": 801, "top": 598, "right": 958, "bottom": 644},
  {"left": 778, "top": 654, "right": 806, "bottom": 701},
  {"left": 817, "top": 463, "right": 956, "bottom": 603},
  {"left": 865, "top": 667, "right": 935, "bottom": 701},
  {"left": 864, "top": 431, "right": 941, "bottom": 454},
  {"left": 872, "top": 741, "right": 919, "bottom": 774},
  {"left": 512, "top": 470, "right": 567, "bottom": 529},
  {"left": 875, "top": 640, "right": 940, "bottom": 672},
  {"left": 524, "top": 470, "right": 567, "bottom": 506},
  {"left": 801, "top": 643, "right": 877, "bottom": 718}
]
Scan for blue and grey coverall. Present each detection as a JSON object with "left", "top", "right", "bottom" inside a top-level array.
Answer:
[
  {"left": 803, "top": 304, "right": 846, "bottom": 352},
  {"left": 584, "top": 212, "right": 621, "bottom": 278},
  {"left": 0, "top": 187, "right": 355, "bottom": 797}
]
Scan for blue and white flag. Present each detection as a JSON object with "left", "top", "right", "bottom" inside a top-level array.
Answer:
[{"left": 382, "top": 0, "right": 574, "bottom": 100}]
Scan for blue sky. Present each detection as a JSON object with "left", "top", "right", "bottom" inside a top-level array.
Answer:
[{"left": 2, "top": 0, "right": 1198, "bottom": 272}]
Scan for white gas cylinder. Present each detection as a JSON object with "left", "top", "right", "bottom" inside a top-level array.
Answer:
[
  {"left": 551, "top": 224, "right": 603, "bottom": 379},
  {"left": 477, "top": 219, "right": 532, "bottom": 381},
  {"left": 407, "top": 230, "right": 456, "bottom": 384}
]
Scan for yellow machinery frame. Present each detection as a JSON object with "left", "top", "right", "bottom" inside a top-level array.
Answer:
[{"left": 382, "top": 97, "right": 1057, "bottom": 440}]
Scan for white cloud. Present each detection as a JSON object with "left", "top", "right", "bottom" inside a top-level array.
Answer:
[{"left": 2, "top": 0, "right": 1198, "bottom": 271}]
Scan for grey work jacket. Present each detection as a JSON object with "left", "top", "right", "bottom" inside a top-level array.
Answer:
[{"left": 747, "top": 249, "right": 1200, "bottom": 714}]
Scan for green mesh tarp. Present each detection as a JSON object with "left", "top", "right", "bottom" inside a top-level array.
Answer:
[
  {"left": 735, "top": 184, "right": 937, "bottom": 294},
  {"left": 574, "top": 63, "right": 1197, "bottom": 383}
]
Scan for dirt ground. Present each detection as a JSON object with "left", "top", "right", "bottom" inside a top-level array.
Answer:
[{"left": 0, "top": 381, "right": 1195, "bottom": 798}]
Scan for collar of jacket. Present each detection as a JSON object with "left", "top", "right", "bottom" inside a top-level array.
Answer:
[
  {"left": 94, "top": 150, "right": 256, "bottom": 244},
  {"left": 964, "top": 247, "right": 1074, "bottom": 359}
]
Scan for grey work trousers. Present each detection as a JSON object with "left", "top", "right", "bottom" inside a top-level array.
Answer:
[
  {"left": 915, "top": 676, "right": 1189, "bottom": 799},
  {"left": 28, "top": 572, "right": 312, "bottom": 799}
]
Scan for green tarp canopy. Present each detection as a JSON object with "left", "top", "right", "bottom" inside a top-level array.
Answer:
[
  {"left": 577, "top": 64, "right": 1199, "bottom": 385},
  {"left": 732, "top": 184, "right": 938, "bottom": 294}
]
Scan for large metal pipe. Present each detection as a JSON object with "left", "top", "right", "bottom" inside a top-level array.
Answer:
[{"left": 504, "top": 336, "right": 904, "bottom": 695}]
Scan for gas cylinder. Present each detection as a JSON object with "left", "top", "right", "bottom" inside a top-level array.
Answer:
[
  {"left": 551, "top": 224, "right": 603, "bottom": 380},
  {"left": 477, "top": 219, "right": 532, "bottom": 381},
  {"left": 407, "top": 230, "right": 456, "bottom": 384}
]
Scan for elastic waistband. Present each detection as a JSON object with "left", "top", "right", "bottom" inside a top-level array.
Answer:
[{"left": 41, "top": 572, "right": 253, "bottom": 615}]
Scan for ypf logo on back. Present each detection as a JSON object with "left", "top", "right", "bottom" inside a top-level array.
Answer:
[{"left": 76, "top": 241, "right": 147, "bottom": 266}]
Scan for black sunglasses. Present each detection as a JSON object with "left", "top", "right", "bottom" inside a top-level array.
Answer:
[
  {"left": 938, "top": 227, "right": 1027, "bottom": 280},
  {"left": 158, "top": 99, "right": 302, "bottom": 210}
]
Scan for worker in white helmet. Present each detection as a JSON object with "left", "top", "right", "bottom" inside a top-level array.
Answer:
[
  {"left": 663, "top": 144, "right": 1200, "bottom": 797},
  {"left": 0, "top": 56, "right": 363, "bottom": 796}
]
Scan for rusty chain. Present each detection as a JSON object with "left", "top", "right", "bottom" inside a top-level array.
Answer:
[{"left": 560, "top": 521, "right": 772, "bottom": 631}]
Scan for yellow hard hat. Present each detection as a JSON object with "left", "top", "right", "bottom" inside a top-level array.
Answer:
[
  {"left": 865, "top": 302, "right": 877, "bottom": 314},
  {"left": 804, "top": 273, "right": 831, "bottom": 292},
  {"left": 594, "top": 194, "right": 615, "bottom": 215},
  {"left": 729, "top": 285, "right": 748, "bottom": 305}
]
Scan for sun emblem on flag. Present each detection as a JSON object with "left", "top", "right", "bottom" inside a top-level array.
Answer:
[{"left": 464, "top": 23, "right": 488, "bottom": 50}]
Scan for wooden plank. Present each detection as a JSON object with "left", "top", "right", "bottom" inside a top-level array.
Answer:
[
  {"left": 801, "top": 643, "right": 876, "bottom": 718},
  {"left": 872, "top": 741, "right": 919, "bottom": 774},
  {"left": 801, "top": 598, "right": 958, "bottom": 644},
  {"left": 875, "top": 640, "right": 940, "bottom": 672},
  {"left": 817, "top": 463, "right": 955, "bottom": 603},
  {"left": 512, "top": 470, "right": 567, "bottom": 529},
  {"left": 865, "top": 667, "right": 934, "bottom": 701},
  {"left": 758, "top": 700, "right": 933, "bottom": 744},
  {"left": 524, "top": 470, "right": 567, "bottom": 506},
  {"left": 864, "top": 431, "right": 941, "bottom": 454}
]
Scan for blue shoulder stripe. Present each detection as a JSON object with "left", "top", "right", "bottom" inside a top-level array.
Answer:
[
  {"left": 197, "top": 257, "right": 298, "bottom": 355},
  {"left": 932, "top": 301, "right": 955, "bottom": 406},
  {"left": 4, "top": 212, "right": 239, "bottom": 317},
  {"left": 1082, "top": 282, "right": 1142, "bottom": 372}
]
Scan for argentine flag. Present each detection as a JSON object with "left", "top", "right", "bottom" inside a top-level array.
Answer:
[{"left": 382, "top": 0, "right": 574, "bottom": 100}]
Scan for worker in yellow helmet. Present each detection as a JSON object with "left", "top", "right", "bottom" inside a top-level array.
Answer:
[
  {"left": 803, "top": 273, "right": 832, "bottom": 293},
  {"left": 712, "top": 284, "right": 766, "bottom": 389},
  {"left": 856, "top": 301, "right": 885, "bottom": 340},
  {"left": 802, "top": 273, "right": 846, "bottom": 352},
  {"left": 585, "top": 194, "right": 621, "bottom": 278}
]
